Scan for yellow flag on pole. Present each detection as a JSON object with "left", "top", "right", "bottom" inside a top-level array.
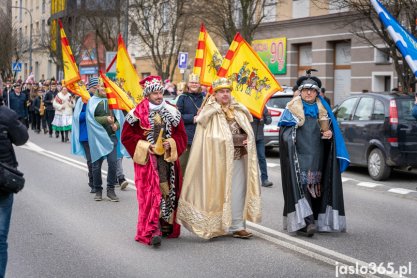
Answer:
[
  {"left": 193, "top": 23, "right": 223, "bottom": 87},
  {"left": 217, "top": 33, "right": 282, "bottom": 118},
  {"left": 58, "top": 20, "right": 90, "bottom": 103},
  {"left": 100, "top": 71, "right": 134, "bottom": 112},
  {"left": 116, "top": 34, "right": 143, "bottom": 104}
]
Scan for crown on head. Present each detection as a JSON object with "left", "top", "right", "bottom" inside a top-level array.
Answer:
[
  {"left": 188, "top": 73, "right": 200, "bottom": 83},
  {"left": 212, "top": 77, "right": 233, "bottom": 92}
]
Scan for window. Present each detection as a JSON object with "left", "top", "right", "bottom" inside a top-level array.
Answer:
[
  {"left": 41, "top": 20, "right": 45, "bottom": 41},
  {"left": 292, "top": 0, "right": 309, "bottom": 19},
  {"left": 335, "top": 42, "right": 351, "bottom": 66},
  {"left": 372, "top": 100, "right": 385, "bottom": 120},
  {"left": 262, "top": 0, "right": 277, "bottom": 23},
  {"left": 335, "top": 97, "right": 358, "bottom": 121},
  {"left": 161, "top": 1, "right": 170, "bottom": 32},
  {"left": 233, "top": 0, "right": 242, "bottom": 28},
  {"left": 42, "top": 0, "right": 46, "bottom": 13},
  {"left": 329, "top": 2, "right": 349, "bottom": 14},
  {"left": 298, "top": 44, "right": 312, "bottom": 76},
  {"left": 353, "top": 98, "right": 374, "bottom": 121},
  {"left": 375, "top": 48, "right": 392, "bottom": 64}
]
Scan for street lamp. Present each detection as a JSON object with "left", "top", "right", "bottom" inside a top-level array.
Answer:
[{"left": 11, "top": 5, "right": 33, "bottom": 74}]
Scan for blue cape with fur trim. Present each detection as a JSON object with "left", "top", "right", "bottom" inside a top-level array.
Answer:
[
  {"left": 278, "top": 95, "right": 350, "bottom": 173},
  {"left": 86, "top": 95, "right": 129, "bottom": 163}
]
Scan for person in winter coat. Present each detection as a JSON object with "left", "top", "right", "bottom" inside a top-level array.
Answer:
[{"left": 52, "top": 86, "right": 75, "bottom": 142}]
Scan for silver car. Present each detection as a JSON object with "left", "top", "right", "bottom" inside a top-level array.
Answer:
[{"left": 264, "top": 87, "right": 294, "bottom": 151}]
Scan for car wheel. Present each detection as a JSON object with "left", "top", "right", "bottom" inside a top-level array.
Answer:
[{"left": 367, "top": 148, "right": 391, "bottom": 181}]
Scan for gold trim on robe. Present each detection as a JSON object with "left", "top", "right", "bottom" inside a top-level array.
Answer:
[
  {"left": 177, "top": 96, "right": 261, "bottom": 239},
  {"left": 133, "top": 140, "right": 151, "bottom": 165}
]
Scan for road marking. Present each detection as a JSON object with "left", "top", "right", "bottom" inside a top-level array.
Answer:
[
  {"left": 388, "top": 188, "right": 417, "bottom": 195},
  {"left": 20, "top": 141, "right": 408, "bottom": 277},
  {"left": 267, "top": 163, "right": 280, "bottom": 167},
  {"left": 341, "top": 177, "right": 358, "bottom": 182},
  {"left": 21, "top": 141, "right": 136, "bottom": 190},
  {"left": 247, "top": 223, "right": 393, "bottom": 278},
  {"left": 357, "top": 182, "right": 383, "bottom": 188}
]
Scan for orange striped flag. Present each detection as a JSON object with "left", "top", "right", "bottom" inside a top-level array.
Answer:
[
  {"left": 116, "top": 34, "right": 143, "bottom": 104},
  {"left": 58, "top": 20, "right": 90, "bottom": 103},
  {"left": 217, "top": 33, "right": 282, "bottom": 118},
  {"left": 193, "top": 23, "right": 223, "bottom": 87},
  {"left": 100, "top": 72, "right": 134, "bottom": 112}
]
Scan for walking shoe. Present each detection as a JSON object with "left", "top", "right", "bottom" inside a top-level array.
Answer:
[
  {"left": 94, "top": 190, "right": 102, "bottom": 201},
  {"left": 306, "top": 224, "right": 317, "bottom": 237},
  {"left": 107, "top": 189, "right": 119, "bottom": 202},
  {"left": 90, "top": 187, "right": 97, "bottom": 194},
  {"left": 119, "top": 178, "right": 129, "bottom": 190},
  {"left": 55, "top": 132, "right": 59, "bottom": 138},
  {"left": 298, "top": 224, "right": 316, "bottom": 237},
  {"left": 232, "top": 230, "right": 253, "bottom": 239},
  {"left": 261, "top": 180, "right": 273, "bottom": 187},
  {"left": 150, "top": 235, "right": 162, "bottom": 247}
]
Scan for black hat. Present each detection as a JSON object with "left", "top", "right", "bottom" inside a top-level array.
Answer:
[{"left": 296, "top": 69, "right": 321, "bottom": 92}]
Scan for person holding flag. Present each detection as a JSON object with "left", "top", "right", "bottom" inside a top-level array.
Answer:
[
  {"left": 86, "top": 77, "right": 127, "bottom": 202},
  {"left": 177, "top": 77, "right": 261, "bottom": 240},
  {"left": 121, "top": 75, "right": 187, "bottom": 247}
]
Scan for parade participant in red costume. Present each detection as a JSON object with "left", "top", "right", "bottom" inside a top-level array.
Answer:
[{"left": 121, "top": 75, "right": 187, "bottom": 247}]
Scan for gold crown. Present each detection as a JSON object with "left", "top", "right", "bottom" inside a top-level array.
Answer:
[
  {"left": 212, "top": 77, "right": 233, "bottom": 92},
  {"left": 188, "top": 73, "right": 200, "bottom": 83}
]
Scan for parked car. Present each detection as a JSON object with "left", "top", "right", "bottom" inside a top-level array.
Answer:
[
  {"left": 333, "top": 92, "right": 417, "bottom": 180},
  {"left": 264, "top": 86, "right": 294, "bottom": 150}
]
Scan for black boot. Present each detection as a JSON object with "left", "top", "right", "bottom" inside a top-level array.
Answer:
[
  {"left": 61, "top": 131, "right": 65, "bottom": 142},
  {"left": 64, "top": 131, "right": 69, "bottom": 142}
]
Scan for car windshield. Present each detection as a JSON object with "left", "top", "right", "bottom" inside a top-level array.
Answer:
[{"left": 267, "top": 96, "right": 293, "bottom": 109}]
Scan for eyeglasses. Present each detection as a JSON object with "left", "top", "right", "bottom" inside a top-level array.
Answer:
[{"left": 301, "top": 89, "right": 316, "bottom": 94}]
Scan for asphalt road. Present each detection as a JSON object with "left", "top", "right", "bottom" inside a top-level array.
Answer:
[{"left": 5, "top": 130, "right": 417, "bottom": 278}]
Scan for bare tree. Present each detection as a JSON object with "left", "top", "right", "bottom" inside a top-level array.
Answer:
[
  {"left": 0, "top": 9, "right": 17, "bottom": 80},
  {"left": 196, "top": 0, "right": 269, "bottom": 44},
  {"left": 312, "top": 0, "right": 417, "bottom": 92},
  {"left": 130, "top": 0, "right": 192, "bottom": 80}
]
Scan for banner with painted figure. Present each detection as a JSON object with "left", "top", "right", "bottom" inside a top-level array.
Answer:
[{"left": 217, "top": 33, "right": 282, "bottom": 118}]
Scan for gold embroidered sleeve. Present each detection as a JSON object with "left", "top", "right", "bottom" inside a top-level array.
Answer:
[
  {"left": 133, "top": 140, "right": 151, "bottom": 165},
  {"left": 164, "top": 138, "right": 178, "bottom": 163}
]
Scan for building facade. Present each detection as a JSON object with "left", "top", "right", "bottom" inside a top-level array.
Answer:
[
  {"left": 254, "top": 0, "right": 396, "bottom": 105},
  {"left": 12, "top": 0, "right": 57, "bottom": 81}
]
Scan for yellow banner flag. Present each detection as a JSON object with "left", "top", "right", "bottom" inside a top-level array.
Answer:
[
  {"left": 193, "top": 23, "right": 223, "bottom": 87},
  {"left": 100, "top": 72, "right": 134, "bottom": 112},
  {"left": 59, "top": 20, "right": 90, "bottom": 103},
  {"left": 217, "top": 33, "right": 282, "bottom": 118},
  {"left": 116, "top": 34, "right": 143, "bottom": 104}
]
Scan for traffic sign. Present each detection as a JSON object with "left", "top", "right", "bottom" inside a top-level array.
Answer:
[
  {"left": 178, "top": 52, "right": 188, "bottom": 69},
  {"left": 12, "top": 62, "right": 22, "bottom": 72}
]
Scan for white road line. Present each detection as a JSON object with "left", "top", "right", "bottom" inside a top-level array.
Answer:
[
  {"left": 247, "top": 222, "right": 402, "bottom": 278},
  {"left": 388, "top": 188, "right": 417, "bottom": 195},
  {"left": 21, "top": 141, "right": 407, "bottom": 277},
  {"left": 357, "top": 182, "right": 383, "bottom": 188},
  {"left": 267, "top": 163, "right": 280, "bottom": 167},
  {"left": 21, "top": 141, "right": 136, "bottom": 190},
  {"left": 341, "top": 177, "right": 358, "bottom": 182}
]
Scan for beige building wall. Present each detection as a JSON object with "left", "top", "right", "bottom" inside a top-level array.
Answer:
[{"left": 12, "top": 0, "right": 57, "bottom": 81}]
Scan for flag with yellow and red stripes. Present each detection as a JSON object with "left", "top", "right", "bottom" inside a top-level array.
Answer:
[
  {"left": 100, "top": 72, "right": 134, "bottom": 113},
  {"left": 193, "top": 23, "right": 223, "bottom": 87},
  {"left": 59, "top": 20, "right": 90, "bottom": 103},
  {"left": 217, "top": 33, "right": 282, "bottom": 118}
]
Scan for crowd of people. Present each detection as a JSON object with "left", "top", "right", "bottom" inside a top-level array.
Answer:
[{"left": 0, "top": 70, "right": 349, "bottom": 278}]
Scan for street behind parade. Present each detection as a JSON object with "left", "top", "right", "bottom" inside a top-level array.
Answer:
[{"left": 6, "top": 128, "right": 417, "bottom": 278}]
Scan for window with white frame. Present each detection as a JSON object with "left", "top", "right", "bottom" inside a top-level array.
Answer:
[
  {"left": 329, "top": 2, "right": 349, "bottom": 14},
  {"left": 375, "top": 48, "right": 392, "bottom": 64},
  {"left": 233, "top": 0, "right": 243, "bottom": 28},
  {"left": 262, "top": 0, "right": 277, "bottom": 23},
  {"left": 162, "top": 1, "right": 170, "bottom": 32},
  {"left": 292, "top": 0, "right": 309, "bottom": 19}
]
